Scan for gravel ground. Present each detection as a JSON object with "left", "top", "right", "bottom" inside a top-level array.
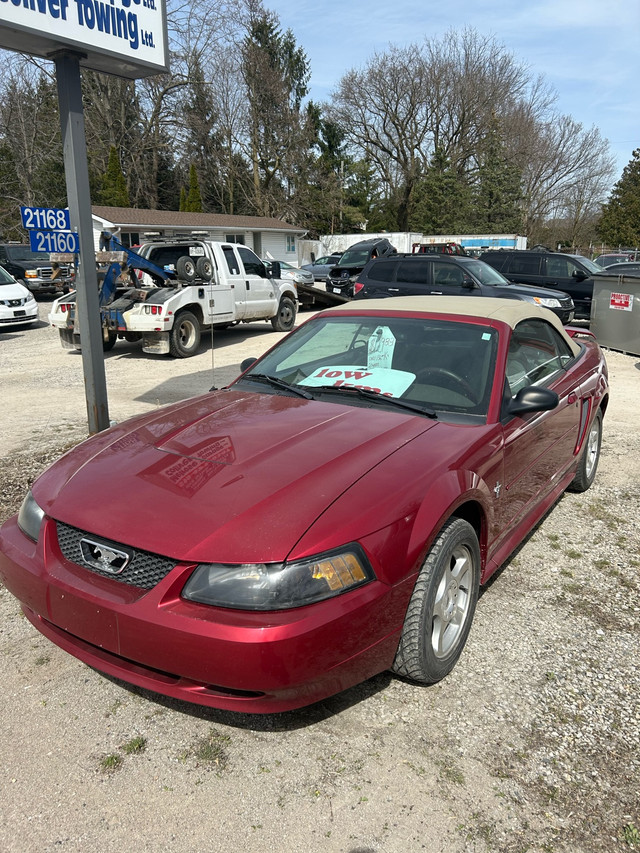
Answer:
[{"left": 0, "top": 303, "right": 639, "bottom": 853}]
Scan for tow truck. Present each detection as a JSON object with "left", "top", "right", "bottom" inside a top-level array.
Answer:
[{"left": 49, "top": 234, "right": 299, "bottom": 357}]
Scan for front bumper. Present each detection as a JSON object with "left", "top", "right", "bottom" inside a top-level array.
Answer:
[
  {"left": 0, "top": 303, "right": 38, "bottom": 325},
  {"left": 0, "top": 515, "right": 403, "bottom": 713}
]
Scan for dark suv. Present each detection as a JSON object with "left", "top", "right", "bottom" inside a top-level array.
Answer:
[
  {"left": 478, "top": 250, "right": 601, "bottom": 319},
  {"left": 0, "top": 244, "right": 73, "bottom": 295},
  {"left": 352, "top": 253, "right": 575, "bottom": 323},
  {"left": 327, "top": 238, "right": 396, "bottom": 298}
]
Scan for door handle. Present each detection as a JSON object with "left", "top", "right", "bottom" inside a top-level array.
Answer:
[
  {"left": 246, "top": 281, "right": 250, "bottom": 290},
  {"left": 568, "top": 392, "right": 578, "bottom": 404}
]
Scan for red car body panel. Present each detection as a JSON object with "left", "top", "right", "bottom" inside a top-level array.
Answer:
[{"left": 0, "top": 302, "right": 609, "bottom": 712}]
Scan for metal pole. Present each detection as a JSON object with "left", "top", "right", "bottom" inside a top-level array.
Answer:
[{"left": 54, "top": 51, "right": 110, "bottom": 433}]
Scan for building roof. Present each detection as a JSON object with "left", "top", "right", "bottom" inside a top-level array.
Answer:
[{"left": 91, "top": 206, "right": 303, "bottom": 234}]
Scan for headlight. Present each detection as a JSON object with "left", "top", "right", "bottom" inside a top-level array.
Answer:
[
  {"left": 25, "top": 269, "right": 38, "bottom": 278},
  {"left": 526, "top": 296, "right": 562, "bottom": 308},
  {"left": 182, "top": 545, "right": 375, "bottom": 610},
  {"left": 17, "top": 491, "right": 45, "bottom": 542}
]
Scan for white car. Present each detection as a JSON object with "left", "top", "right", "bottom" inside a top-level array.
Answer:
[{"left": 0, "top": 265, "right": 38, "bottom": 328}]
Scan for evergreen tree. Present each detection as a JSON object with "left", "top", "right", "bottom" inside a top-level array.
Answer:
[
  {"left": 100, "top": 146, "right": 130, "bottom": 207},
  {"left": 186, "top": 164, "right": 203, "bottom": 212},
  {"left": 179, "top": 186, "right": 188, "bottom": 212},
  {"left": 473, "top": 121, "right": 523, "bottom": 233},
  {"left": 598, "top": 149, "right": 640, "bottom": 246},
  {"left": 410, "top": 148, "right": 472, "bottom": 233}
]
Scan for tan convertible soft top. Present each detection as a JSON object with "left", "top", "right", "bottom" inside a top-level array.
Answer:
[{"left": 327, "top": 296, "right": 581, "bottom": 356}]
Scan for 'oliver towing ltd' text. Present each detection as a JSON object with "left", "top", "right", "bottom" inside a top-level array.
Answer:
[{"left": 0, "top": 0, "right": 157, "bottom": 51}]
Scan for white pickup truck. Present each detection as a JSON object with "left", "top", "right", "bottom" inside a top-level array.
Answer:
[{"left": 49, "top": 239, "right": 299, "bottom": 357}]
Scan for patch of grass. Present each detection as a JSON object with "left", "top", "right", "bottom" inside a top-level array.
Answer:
[
  {"left": 34, "top": 655, "right": 50, "bottom": 666},
  {"left": 192, "top": 728, "right": 231, "bottom": 771},
  {"left": 593, "top": 558, "right": 611, "bottom": 570},
  {"left": 437, "top": 758, "right": 465, "bottom": 785},
  {"left": 587, "top": 499, "right": 620, "bottom": 528},
  {"left": 564, "top": 549, "right": 583, "bottom": 560},
  {"left": 122, "top": 736, "right": 146, "bottom": 755},
  {"left": 622, "top": 822, "right": 640, "bottom": 847},
  {"left": 99, "top": 753, "right": 123, "bottom": 773}
]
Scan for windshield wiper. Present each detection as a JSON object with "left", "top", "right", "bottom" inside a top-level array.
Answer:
[
  {"left": 245, "top": 373, "right": 315, "bottom": 400},
  {"left": 313, "top": 385, "right": 437, "bottom": 418}
]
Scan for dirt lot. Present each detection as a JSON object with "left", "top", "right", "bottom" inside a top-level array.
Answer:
[{"left": 1, "top": 299, "right": 639, "bottom": 853}]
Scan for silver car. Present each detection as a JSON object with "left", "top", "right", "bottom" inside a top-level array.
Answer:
[
  {"left": 271, "top": 260, "right": 315, "bottom": 286},
  {"left": 301, "top": 253, "right": 344, "bottom": 282}
]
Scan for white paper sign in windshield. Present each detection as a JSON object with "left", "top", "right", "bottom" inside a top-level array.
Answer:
[
  {"left": 367, "top": 325, "right": 396, "bottom": 369},
  {"left": 0, "top": 0, "right": 168, "bottom": 78}
]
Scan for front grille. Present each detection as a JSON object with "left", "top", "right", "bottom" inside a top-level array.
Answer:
[{"left": 56, "top": 522, "right": 177, "bottom": 589}]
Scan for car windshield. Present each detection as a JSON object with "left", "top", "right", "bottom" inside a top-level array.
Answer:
[
  {"left": 338, "top": 248, "right": 373, "bottom": 266},
  {"left": 0, "top": 266, "right": 16, "bottom": 285},
  {"left": 457, "top": 258, "right": 510, "bottom": 286},
  {"left": 236, "top": 314, "right": 499, "bottom": 422},
  {"left": 570, "top": 255, "right": 602, "bottom": 274},
  {"left": 5, "top": 246, "right": 49, "bottom": 261}
]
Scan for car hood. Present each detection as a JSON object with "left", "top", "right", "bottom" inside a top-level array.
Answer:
[
  {"left": 494, "top": 281, "right": 570, "bottom": 300},
  {"left": 0, "top": 281, "right": 32, "bottom": 299},
  {"left": 34, "top": 390, "right": 436, "bottom": 564}
]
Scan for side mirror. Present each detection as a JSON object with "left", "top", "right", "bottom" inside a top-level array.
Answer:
[
  {"left": 240, "top": 357, "right": 258, "bottom": 372},
  {"left": 572, "top": 269, "right": 588, "bottom": 281},
  {"left": 462, "top": 276, "right": 477, "bottom": 290},
  {"left": 507, "top": 386, "right": 559, "bottom": 416},
  {"left": 267, "top": 261, "right": 281, "bottom": 279}
]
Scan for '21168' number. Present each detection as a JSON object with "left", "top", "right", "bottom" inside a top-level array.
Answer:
[{"left": 21, "top": 206, "right": 71, "bottom": 231}]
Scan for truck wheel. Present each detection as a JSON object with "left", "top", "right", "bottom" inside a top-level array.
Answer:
[
  {"left": 271, "top": 296, "right": 297, "bottom": 332},
  {"left": 176, "top": 256, "right": 197, "bottom": 282},
  {"left": 196, "top": 257, "right": 213, "bottom": 281},
  {"left": 102, "top": 332, "right": 117, "bottom": 352},
  {"left": 169, "top": 310, "right": 201, "bottom": 357}
]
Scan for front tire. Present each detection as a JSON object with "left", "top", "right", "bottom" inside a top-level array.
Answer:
[
  {"left": 169, "top": 310, "right": 201, "bottom": 358},
  {"left": 568, "top": 410, "right": 602, "bottom": 492},
  {"left": 271, "top": 296, "right": 297, "bottom": 332},
  {"left": 392, "top": 518, "right": 480, "bottom": 684}
]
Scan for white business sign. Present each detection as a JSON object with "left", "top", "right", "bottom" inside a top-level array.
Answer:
[{"left": 0, "top": 0, "right": 168, "bottom": 78}]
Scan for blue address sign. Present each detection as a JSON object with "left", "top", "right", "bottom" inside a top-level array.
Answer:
[
  {"left": 29, "top": 230, "right": 80, "bottom": 254},
  {"left": 21, "top": 206, "right": 71, "bottom": 232}
]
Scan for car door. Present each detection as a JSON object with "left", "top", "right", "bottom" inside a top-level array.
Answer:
[
  {"left": 430, "top": 260, "right": 481, "bottom": 297},
  {"left": 383, "top": 258, "right": 432, "bottom": 297},
  {"left": 496, "top": 318, "right": 583, "bottom": 537},
  {"left": 541, "top": 255, "right": 593, "bottom": 318},
  {"left": 236, "top": 245, "right": 276, "bottom": 318},
  {"left": 219, "top": 245, "right": 248, "bottom": 318}
]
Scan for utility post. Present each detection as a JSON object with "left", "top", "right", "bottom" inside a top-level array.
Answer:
[{"left": 55, "top": 51, "right": 110, "bottom": 434}]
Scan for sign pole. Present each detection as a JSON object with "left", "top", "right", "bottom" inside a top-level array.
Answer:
[{"left": 54, "top": 51, "right": 110, "bottom": 434}]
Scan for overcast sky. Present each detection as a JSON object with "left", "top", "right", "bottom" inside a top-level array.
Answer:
[{"left": 273, "top": 0, "right": 639, "bottom": 183}]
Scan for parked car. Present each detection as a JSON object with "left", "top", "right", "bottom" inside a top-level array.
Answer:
[
  {"left": 0, "top": 297, "right": 608, "bottom": 713},
  {"left": 352, "top": 253, "right": 575, "bottom": 323},
  {"left": 603, "top": 261, "right": 640, "bottom": 275},
  {"left": 327, "top": 238, "right": 397, "bottom": 298},
  {"left": 479, "top": 250, "right": 601, "bottom": 319},
  {"left": 0, "top": 243, "right": 73, "bottom": 295},
  {"left": 301, "top": 253, "right": 344, "bottom": 282},
  {"left": 0, "top": 264, "right": 38, "bottom": 327},
  {"left": 268, "top": 259, "right": 314, "bottom": 286},
  {"left": 412, "top": 242, "right": 468, "bottom": 255},
  {"left": 594, "top": 252, "right": 638, "bottom": 267}
]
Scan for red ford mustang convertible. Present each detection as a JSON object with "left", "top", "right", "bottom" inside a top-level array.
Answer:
[{"left": 0, "top": 297, "right": 608, "bottom": 712}]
